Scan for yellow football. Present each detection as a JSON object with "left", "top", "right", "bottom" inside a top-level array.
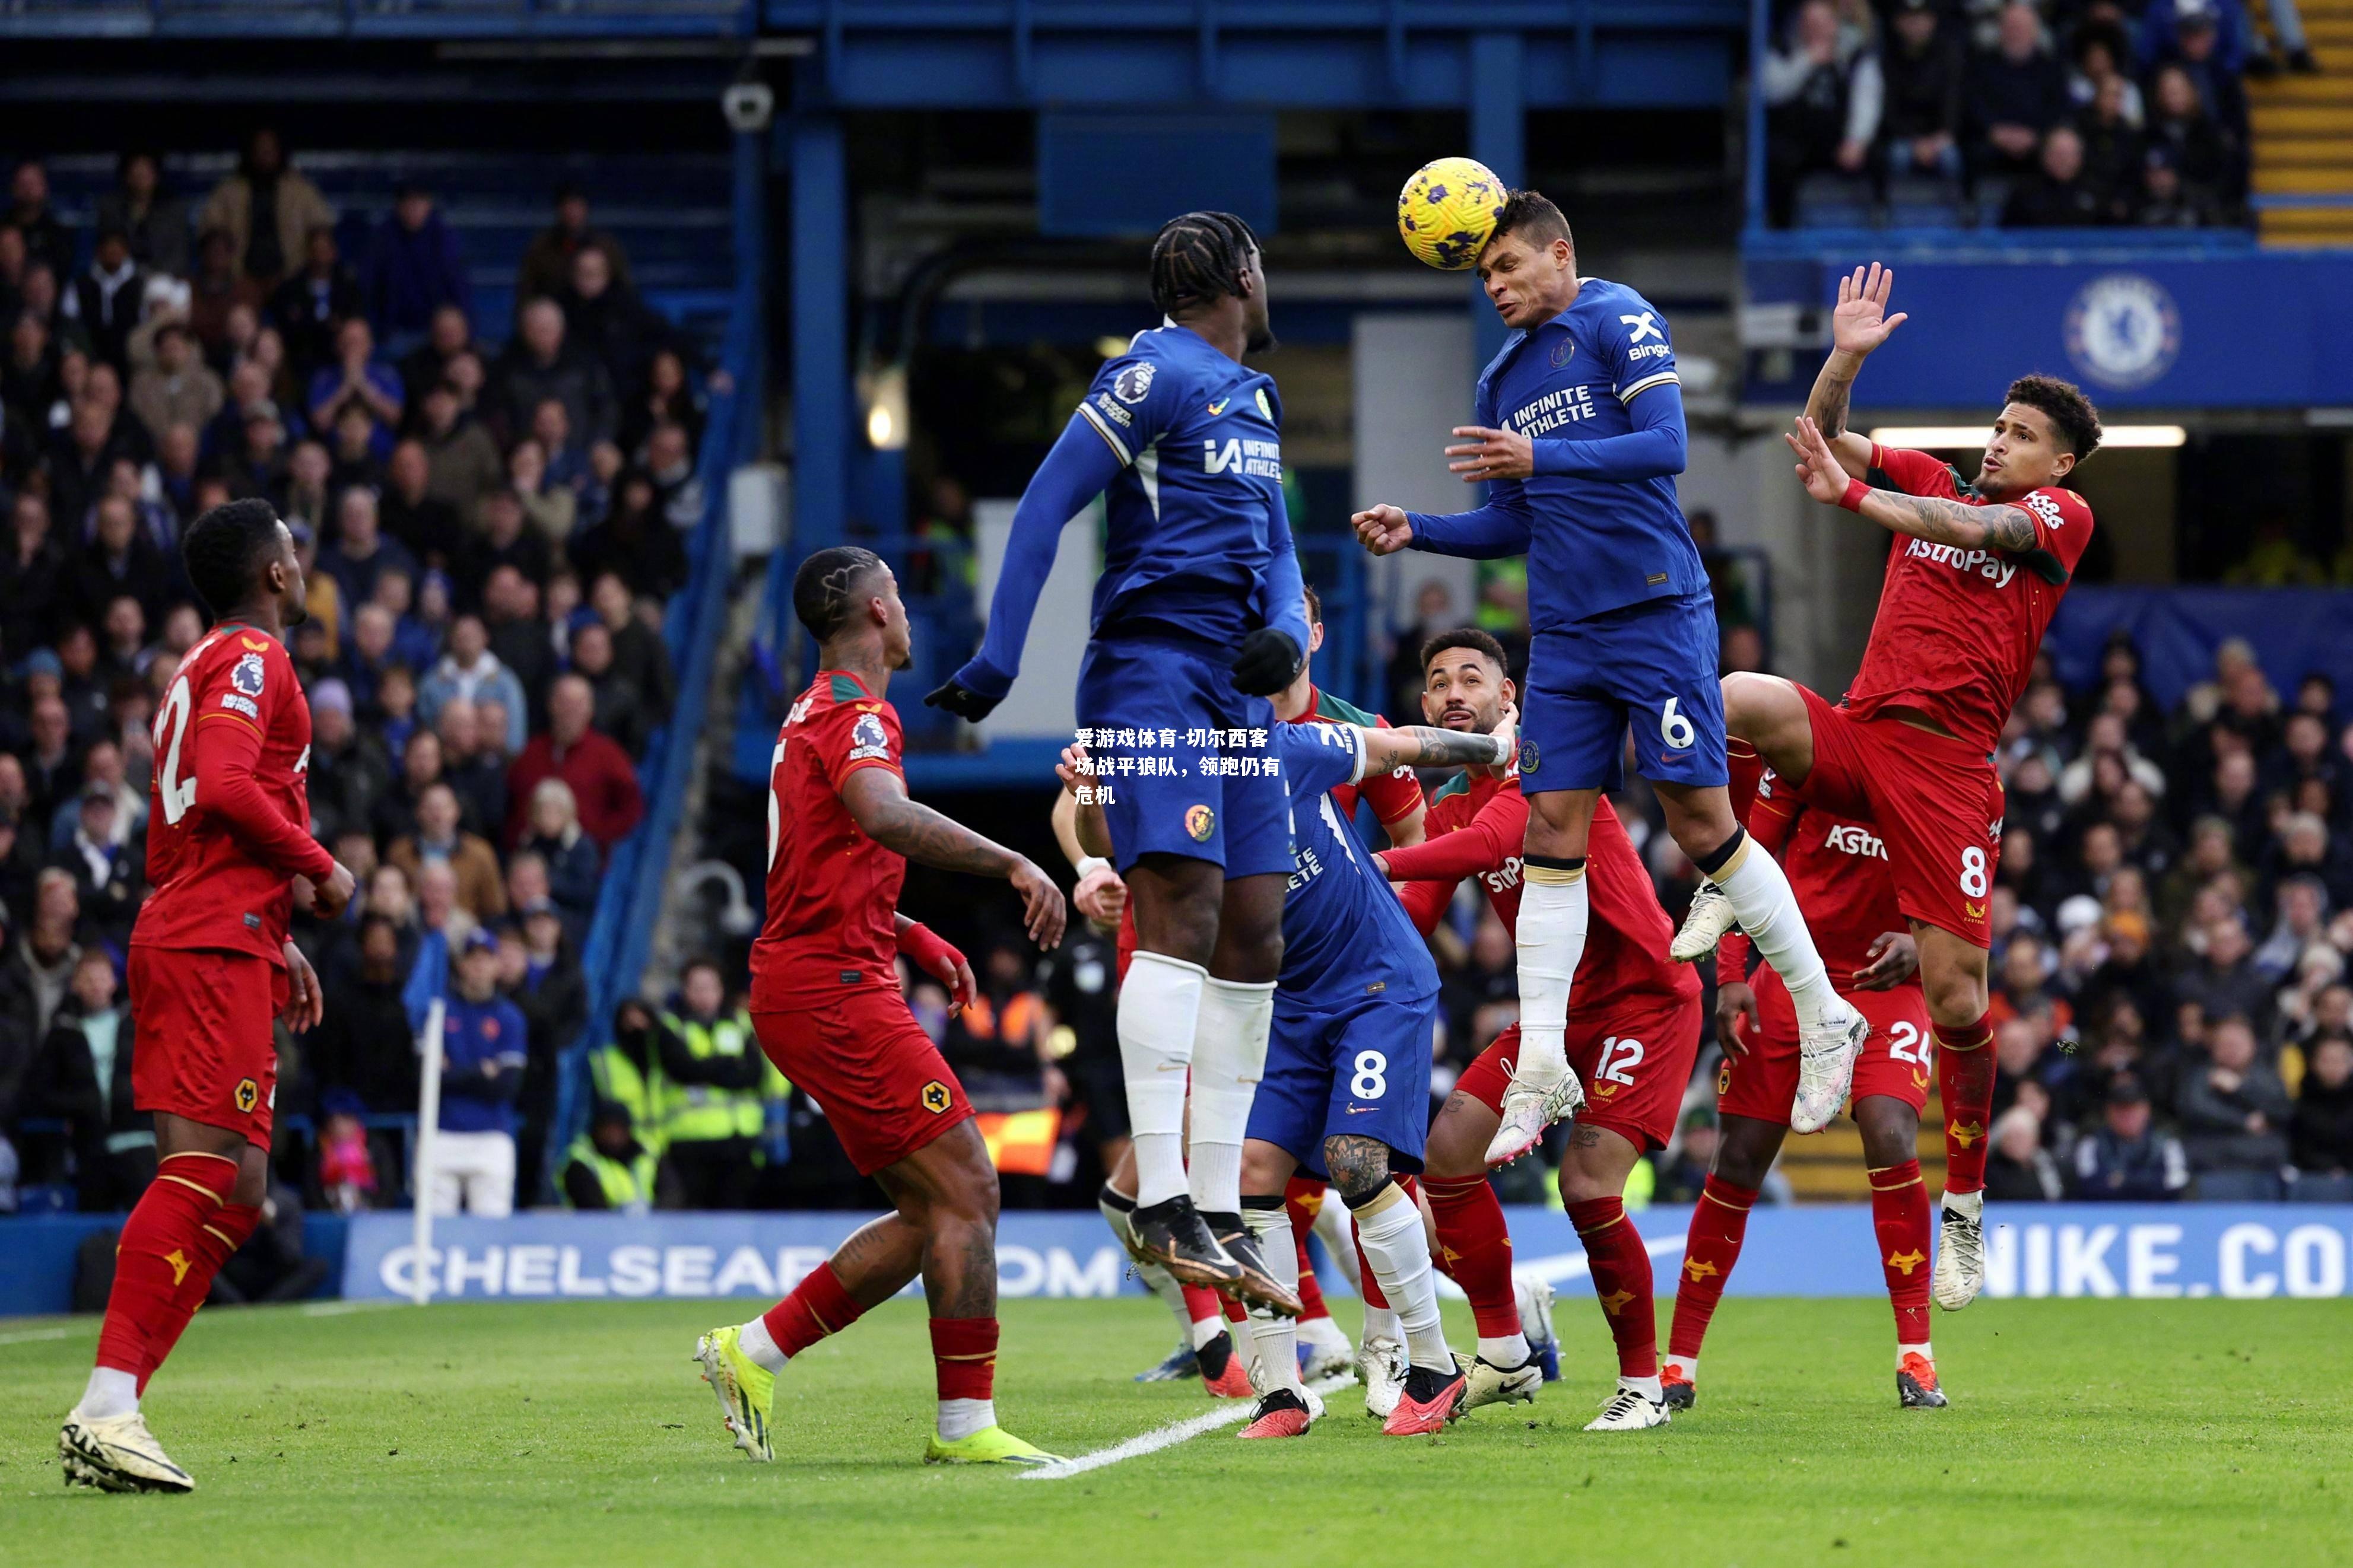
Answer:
[{"left": 1396, "top": 156, "right": 1509, "bottom": 271}]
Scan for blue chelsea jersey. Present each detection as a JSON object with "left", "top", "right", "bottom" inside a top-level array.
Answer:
[
  {"left": 1270, "top": 723, "right": 1440, "bottom": 1013},
  {"left": 1457, "top": 276, "right": 1706, "bottom": 629},
  {"left": 1072, "top": 323, "right": 1293, "bottom": 647}
]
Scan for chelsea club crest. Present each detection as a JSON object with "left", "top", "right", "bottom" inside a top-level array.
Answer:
[{"left": 2062, "top": 273, "right": 2180, "bottom": 392}]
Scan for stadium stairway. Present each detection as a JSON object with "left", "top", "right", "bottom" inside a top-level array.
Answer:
[{"left": 2250, "top": 0, "right": 2353, "bottom": 246}]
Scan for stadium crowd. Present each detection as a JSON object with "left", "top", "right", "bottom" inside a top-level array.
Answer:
[
  {"left": 1762, "top": 0, "right": 2299, "bottom": 228},
  {"left": 0, "top": 132, "right": 719, "bottom": 1224}
]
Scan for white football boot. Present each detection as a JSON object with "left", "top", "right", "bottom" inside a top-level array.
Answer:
[
  {"left": 1789, "top": 1002, "right": 1871, "bottom": 1134},
  {"left": 1932, "top": 1189, "right": 1986, "bottom": 1311},
  {"left": 1671, "top": 879, "right": 1738, "bottom": 962},
  {"left": 1354, "top": 1335, "right": 1407, "bottom": 1420},
  {"left": 61, "top": 1408, "right": 195, "bottom": 1493},
  {"left": 1583, "top": 1380, "right": 1672, "bottom": 1432},
  {"left": 1484, "top": 1067, "right": 1586, "bottom": 1168}
]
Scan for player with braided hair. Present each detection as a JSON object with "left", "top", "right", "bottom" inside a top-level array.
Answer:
[{"left": 927, "top": 210, "right": 1311, "bottom": 1313}]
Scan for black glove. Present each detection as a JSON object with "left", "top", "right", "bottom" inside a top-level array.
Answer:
[
  {"left": 1229, "top": 628, "right": 1304, "bottom": 697},
  {"left": 925, "top": 678, "right": 1001, "bottom": 722}
]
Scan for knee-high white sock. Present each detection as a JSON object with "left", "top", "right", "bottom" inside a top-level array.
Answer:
[
  {"left": 1243, "top": 1199, "right": 1302, "bottom": 1396},
  {"left": 1100, "top": 1183, "right": 1194, "bottom": 1340},
  {"left": 1186, "top": 976, "right": 1275, "bottom": 1216},
  {"left": 1702, "top": 831, "right": 1843, "bottom": 1025},
  {"left": 1515, "top": 861, "right": 1589, "bottom": 1084},
  {"left": 1120, "top": 952, "right": 1208, "bottom": 1207},
  {"left": 1352, "top": 1183, "right": 1453, "bottom": 1374}
]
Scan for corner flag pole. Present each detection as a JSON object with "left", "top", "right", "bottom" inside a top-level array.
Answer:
[{"left": 411, "top": 997, "right": 446, "bottom": 1307}]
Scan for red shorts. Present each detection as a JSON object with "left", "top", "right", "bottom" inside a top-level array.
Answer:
[
  {"left": 1716, "top": 965, "right": 1933, "bottom": 1127},
  {"left": 1795, "top": 684, "right": 2005, "bottom": 947},
  {"left": 129, "top": 946, "right": 290, "bottom": 1150},
  {"left": 752, "top": 985, "right": 974, "bottom": 1176},
  {"left": 1456, "top": 987, "right": 1705, "bottom": 1153}
]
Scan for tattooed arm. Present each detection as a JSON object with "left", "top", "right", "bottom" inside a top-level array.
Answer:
[
  {"left": 1354, "top": 708, "right": 1517, "bottom": 775},
  {"left": 1806, "top": 261, "right": 1907, "bottom": 473},
  {"left": 841, "top": 767, "right": 1067, "bottom": 947},
  {"left": 1786, "top": 416, "right": 2038, "bottom": 552}
]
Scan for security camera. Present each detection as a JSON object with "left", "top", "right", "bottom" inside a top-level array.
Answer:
[{"left": 722, "top": 81, "right": 774, "bottom": 134}]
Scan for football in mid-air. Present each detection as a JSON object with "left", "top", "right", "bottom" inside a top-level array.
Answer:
[{"left": 1396, "top": 156, "right": 1508, "bottom": 271}]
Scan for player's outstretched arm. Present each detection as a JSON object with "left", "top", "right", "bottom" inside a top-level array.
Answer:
[
  {"left": 1352, "top": 500, "right": 1531, "bottom": 561},
  {"left": 928, "top": 414, "right": 1124, "bottom": 721},
  {"left": 842, "top": 767, "right": 1067, "bottom": 947},
  {"left": 1353, "top": 714, "right": 1514, "bottom": 775},
  {"left": 1786, "top": 416, "right": 2037, "bottom": 552},
  {"left": 1806, "top": 262, "right": 1907, "bottom": 474}
]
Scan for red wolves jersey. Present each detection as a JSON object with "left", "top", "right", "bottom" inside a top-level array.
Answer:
[
  {"left": 752, "top": 670, "right": 908, "bottom": 1009},
  {"left": 134, "top": 622, "right": 335, "bottom": 967},
  {"left": 1846, "top": 443, "right": 2094, "bottom": 755},
  {"left": 1719, "top": 773, "right": 1911, "bottom": 984}
]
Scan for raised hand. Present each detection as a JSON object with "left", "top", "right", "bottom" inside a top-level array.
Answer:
[
  {"left": 1351, "top": 504, "right": 1414, "bottom": 556},
  {"left": 1784, "top": 415, "right": 1853, "bottom": 506},
  {"left": 1831, "top": 262, "right": 1908, "bottom": 358}
]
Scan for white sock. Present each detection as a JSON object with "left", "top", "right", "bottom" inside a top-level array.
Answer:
[
  {"left": 936, "top": 1397, "right": 995, "bottom": 1442},
  {"left": 79, "top": 1366, "right": 138, "bottom": 1420},
  {"left": 1119, "top": 952, "right": 1208, "bottom": 1207},
  {"left": 1186, "top": 977, "right": 1275, "bottom": 1216},
  {"left": 1362, "top": 1302, "right": 1401, "bottom": 1344},
  {"left": 1622, "top": 1373, "right": 1663, "bottom": 1402},
  {"left": 736, "top": 1313, "right": 788, "bottom": 1372},
  {"left": 1514, "top": 866, "right": 1589, "bottom": 1083},
  {"left": 1898, "top": 1340, "right": 1933, "bottom": 1367},
  {"left": 1478, "top": 1332, "right": 1531, "bottom": 1367},
  {"left": 1301, "top": 1315, "right": 1352, "bottom": 1353},
  {"left": 1704, "top": 834, "right": 1843, "bottom": 1025},
  {"left": 1353, "top": 1185, "right": 1452, "bottom": 1374},
  {"left": 1243, "top": 1201, "right": 1302, "bottom": 1396},
  {"left": 1190, "top": 1312, "right": 1228, "bottom": 1351},
  {"left": 1665, "top": 1353, "right": 1698, "bottom": 1382}
]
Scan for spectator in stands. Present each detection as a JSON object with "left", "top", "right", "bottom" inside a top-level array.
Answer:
[
  {"left": 23, "top": 947, "right": 153, "bottom": 1211},
  {"left": 317, "top": 486, "right": 419, "bottom": 614},
  {"left": 493, "top": 297, "right": 615, "bottom": 452},
  {"left": 2003, "top": 125, "right": 2104, "bottom": 226},
  {"left": 560, "top": 1100, "right": 656, "bottom": 1213},
  {"left": 567, "top": 619, "right": 648, "bottom": 758},
  {"left": 517, "top": 184, "right": 633, "bottom": 305},
  {"left": 307, "top": 678, "right": 389, "bottom": 845},
  {"left": 14, "top": 868, "right": 83, "bottom": 1040},
  {"left": 420, "top": 613, "right": 529, "bottom": 755},
  {"left": 72, "top": 494, "right": 172, "bottom": 629},
  {"left": 436, "top": 698, "right": 508, "bottom": 841},
  {"left": 1966, "top": 2, "right": 2069, "bottom": 181},
  {"left": 62, "top": 227, "right": 146, "bottom": 376},
  {"left": 2291, "top": 1035, "right": 2353, "bottom": 1185},
  {"left": 417, "top": 380, "right": 503, "bottom": 521},
  {"left": 2067, "top": 20, "right": 2144, "bottom": 128},
  {"left": 0, "top": 494, "right": 66, "bottom": 655},
  {"left": 8, "top": 162, "right": 72, "bottom": 277},
  {"left": 1983, "top": 1105, "right": 2064, "bottom": 1201},
  {"left": 97, "top": 151, "right": 188, "bottom": 280},
  {"left": 388, "top": 781, "right": 506, "bottom": 924},
  {"left": 378, "top": 438, "right": 464, "bottom": 570},
  {"left": 620, "top": 346, "right": 707, "bottom": 459},
  {"left": 306, "top": 316, "right": 403, "bottom": 462},
  {"left": 571, "top": 468, "right": 684, "bottom": 600},
  {"left": 268, "top": 226, "right": 363, "bottom": 385},
  {"left": 128, "top": 320, "right": 224, "bottom": 442},
  {"left": 398, "top": 304, "right": 475, "bottom": 412},
  {"left": 51, "top": 782, "right": 138, "bottom": 949},
  {"left": 2176, "top": 1012, "right": 2291, "bottom": 1195},
  {"left": 1761, "top": 0, "right": 1883, "bottom": 225},
  {"left": 506, "top": 897, "right": 586, "bottom": 1188},
  {"left": 2143, "top": 0, "right": 2253, "bottom": 135},
  {"left": 2246, "top": 0, "right": 2322, "bottom": 74},
  {"left": 185, "top": 228, "right": 265, "bottom": 367},
  {"left": 507, "top": 438, "right": 575, "bottom": 558},
  {"left": 2177, "top": 914, "right": 2276, "bottom": 1035},
  {"left": 365, "top": 183, "right": 471, "bottom": 341},
  {"left": 1879, "top": 0, "right": 1967, "bottom": 183},
  {"left": 2073, "top": 74, "right": 2149, "bottom": 222},
  {"left": 466, "top": 489, "right": 555, "bottom": 595},
  {"left": 2145, "top": 62, "right": 2243, "bottom": 224},
  {"left": 201, "top": 128, "right": 336, "bottom": 288},
  {"left": 561, "top": 241, "right": 671, "bottom": 403},
  {"left": 423, "top": 928, "right": 528, "bottom": 1217},
  {"left": 591, "top": 571, "right": 674, "bottom": 714},
  {"left": 2071, "top": 1074, "right": 2190, "bottom": 1200},
  {"left": 522, "top": 777, "right": 603, "bottom": 918},
  {"left": 505, "top": 672, "right": 643, "bottom": 851}
]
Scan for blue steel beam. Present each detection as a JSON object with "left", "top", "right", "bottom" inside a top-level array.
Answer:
[
  {"left": 789, "top": 109, "right": 849, "bottom": 577},
  {"left": 1468, "top": 28, "right": 1524, "bottom": 372}
]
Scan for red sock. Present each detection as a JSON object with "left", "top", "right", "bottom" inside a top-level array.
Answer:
[
  {"left": 1424, "top": 1173, "right": 1519, "bottom": 1338},
  {"left": 1668, "top": 1175, "right": 1757, "bottom": 1363},
  {"left": 1352, "top": 1225, "right": 1391, "bottom": 1311},
  {"left": 1934, "top": 1014, "right": 1996, "bottom": 1194},
  {"left": 1282, "top": 1178, "right": 1330, "bottom": 1324},
  {"left": 1567, "top": 1196, "right": 1656, "bottom": 1379},
  {"left": 1870, "top": 1159, "right": 1935, "bottom": 1346},
  {"left": 1726, "top": 738, "right": 1764, "bottom": 822},
  {"left": 96, "top": 1152, "right": 240, "bottom": 1381},
  {"left": 137, "top": 1198, "right": 262, "bottom": 1394},
  {"left": 929, "top": 1316, "right": 998, "bottom": 1402},
  {"left": 762, "top": 1262, "right": 866, "bottom": 1357}
]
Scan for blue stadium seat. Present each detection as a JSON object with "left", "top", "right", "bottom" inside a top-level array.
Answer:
[
  {"left": 1884, "top": 175, "right": 1963, "bottom": 230},
  {"left": 2290, "top": 1172, "right": 2353, "bottom": 1203},
  {"left": 2191, "top": 1170, "right": 2285, "bottom": 1203},
  {"left": 1794, "top": 172, "right": 1873, "bottom": 230}
]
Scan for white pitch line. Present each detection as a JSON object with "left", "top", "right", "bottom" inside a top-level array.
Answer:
[
  {"left": 1020, "top": 1372, "right": 1359, "bottom": 1481},
  {"left": 300, "top": 1300, "right": 400, "bottom": 1318},
  {"left": 0, "top": 1325, "right": 84, "bottom": 1347}
]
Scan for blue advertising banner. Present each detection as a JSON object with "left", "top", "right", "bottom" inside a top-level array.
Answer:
[
  {"left": 2048, "top": 587, "right": 2353, "bottom": 714},
  {"left": 339, "top": 1205, "right": 2353, "bottom": 1305},
  {"left": 1768, "top": 252, "right": 2353, "bottom": 409}
]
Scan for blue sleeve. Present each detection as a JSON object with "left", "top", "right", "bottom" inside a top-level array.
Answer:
[
  {"left": 1273, "top": 722, "right": 1364, "bottom": 800},
  {"left": 1256, "top": 474, "right": 1312, "bottom": 656},
  {"left": 1527, "top": 380, "right": 1688, "bottom": 481},
  {"left": 954, "top": 411, "right": 1128, "bottom": 699}
]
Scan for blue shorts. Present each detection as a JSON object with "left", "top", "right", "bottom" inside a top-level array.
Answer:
[
  {"left": 1245, "top": 991, "right": 1436, "bottom": 1179},
  {"left": 1076, "top": 637, "right": 1291, "bottom": 879},
  {"left": 1517, "top": 592, "right": 1728, "bottom": 795}
]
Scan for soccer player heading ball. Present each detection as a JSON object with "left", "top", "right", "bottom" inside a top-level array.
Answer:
[
  {"left": 62, "top": 499, "right": 357, "bottom": 1494},
  {"left": 1354, "top": 190, "right": 1868, "bottom": 1168},
  {"left": 929, "top": 212, "right": 1311, "bottom": 1311},
  {"left": 1691, "top": 262, "right": 2101, "bottom": 1313}
]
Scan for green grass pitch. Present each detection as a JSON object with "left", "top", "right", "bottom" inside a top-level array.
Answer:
[{"left": 5, "top": 1294, "right": 2348, "bottom": 1565}]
